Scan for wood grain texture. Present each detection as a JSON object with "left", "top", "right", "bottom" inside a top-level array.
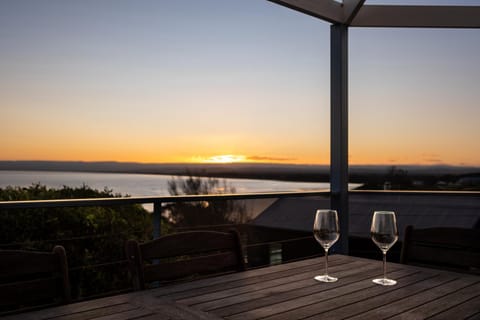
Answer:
[
  {"left": 126, "top": 230, "right": 245, "bottom": 290},
  {"left": 0, "top": 246, "right": 70, "bottom": 314},
  {"left": 5, "top": 255, "right": 480, "bottom": 320},
  {"left": 401, "top": 225, "right": 480, "bottom": 274},
  {"left": 351, "top": 5, "right": 480, "bottom": 28}
]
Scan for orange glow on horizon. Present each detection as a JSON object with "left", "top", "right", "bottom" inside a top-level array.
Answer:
[
  {"left": 192, "top": 155, "right": 247, "bottom": 164},
  {"left": 1, "top": 142, "right": 479, "bottom": 167}
]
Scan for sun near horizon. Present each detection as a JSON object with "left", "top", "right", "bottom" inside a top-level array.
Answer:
[{"left": 197, "top": 155, "right": 247, "bottom": 164}]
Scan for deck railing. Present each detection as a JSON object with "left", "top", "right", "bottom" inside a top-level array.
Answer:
[
  {"left": 0, "top": 190, "right": 331, "bottom": 300},
  {"left": 0, "top": 190, "right": 329, "bottom": 238},
  {"left": 1, "top": 189, "right": 478, "bottom": 300},
  {"left": 2, "top": 189, "right": 477, "bottom": 237}
]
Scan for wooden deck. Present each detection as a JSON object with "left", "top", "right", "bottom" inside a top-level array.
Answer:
[{"left": 5, "top": 255, "right": 480, "bottom": 319}]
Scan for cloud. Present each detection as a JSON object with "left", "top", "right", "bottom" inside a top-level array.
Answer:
[
  {"left": 422, "top": 154, "right": 444, "bottom": 164},
  {"left": 425, "top": 159, "right": 444, "bottom": 164},
  {"left": 247, "top": 155, "right": 296, "bottom": 162}
]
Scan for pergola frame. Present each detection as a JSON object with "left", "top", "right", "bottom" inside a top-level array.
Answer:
[{"left": 268, "top": 0, "right": 480, "bottom": 253}]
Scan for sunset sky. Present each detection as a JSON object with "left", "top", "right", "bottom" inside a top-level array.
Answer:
[{"left": 1, "top": 0, "right": 479, "bottom": 166}]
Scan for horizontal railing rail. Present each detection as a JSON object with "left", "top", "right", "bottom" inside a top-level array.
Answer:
[
  {"left": 2, "top": 189, "right": 478, "bottom": 238},
  {"left": 351, "top": 190, "right": 480, "bottom": 196},
  {"left": 0, "top": 190, "right": 330, "bottom": 239},
  {"left": 0, "top": 190, "right": 330, "bottom": 209},
  {"left": 2, "top": 189, "right": 479, "bottom": 210}
]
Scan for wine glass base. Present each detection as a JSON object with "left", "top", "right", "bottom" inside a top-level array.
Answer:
[
  {"left": 372, "top": 278, "right": 397, "bottom": 286},
  {"left": 314, "top": 275, "right": 338, "bottom": 282}
]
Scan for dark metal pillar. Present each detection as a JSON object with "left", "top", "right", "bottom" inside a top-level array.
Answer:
[{"left": 330, "top": 24, "right": 349, "bottom": 254}]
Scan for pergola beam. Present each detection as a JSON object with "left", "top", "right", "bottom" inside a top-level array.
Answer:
[
  {"left": 343, "top": 0, "right": 366, "bottom": 25},
  {"left": 351, "top": 6, "right": 480, "bottom": 28},
  {"left": 267, "top": 0, "right": 343, "bottom": 24}
]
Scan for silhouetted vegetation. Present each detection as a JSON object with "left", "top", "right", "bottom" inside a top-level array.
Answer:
[
  {"left": 355, "top": 166, "right": 480, "bottom": 191},
  {"left": 0, "top": 184, "right": 151, "bottom": 298},
  {"left": 164, "top": 175, "right": 249, "bottom": 228}
]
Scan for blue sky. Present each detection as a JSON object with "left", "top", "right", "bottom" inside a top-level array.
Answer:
[{"left": 1, "top": 0, "right": 479, "bottom": 165}]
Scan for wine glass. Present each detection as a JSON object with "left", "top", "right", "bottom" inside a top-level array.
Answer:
[
  {"left": 370, "top": 211, "right": 398, "bottom": 286},
  {"left": 313, "top": 209, "right": 340, "bottom": 282}
]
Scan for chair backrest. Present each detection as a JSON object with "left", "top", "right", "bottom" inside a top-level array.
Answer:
[
  {"left": 126, "top": 230, "right": 246, "bottom": 290},
  {"left": 400, "top": 225, "right": 480, "bottom": 274},
  {"left": 0, "top": 245, "right": 71, "bottom": 314}
]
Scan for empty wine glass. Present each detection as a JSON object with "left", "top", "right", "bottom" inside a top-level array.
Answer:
[
  {"left": 313, "top": 209, "right": 340, "bottom": 282},
  {"left": 371, "top": 211, "right": 398, "bottom": 286}
]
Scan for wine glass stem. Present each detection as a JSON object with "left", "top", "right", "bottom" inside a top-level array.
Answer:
[
  {"left": 325, "top": 248, "right": 329, "bottom": 276},
  {"left": 382, "top": 251, "right": 387, "bottom": 280}
]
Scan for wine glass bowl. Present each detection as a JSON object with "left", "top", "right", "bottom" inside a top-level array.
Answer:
[
  {"left": 313, "top": 209, "right": 340, "bottom": 282},
  {"left": 371, "top": 211, "right": 398, "bottom": 286}
]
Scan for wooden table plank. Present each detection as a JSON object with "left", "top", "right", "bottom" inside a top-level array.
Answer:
[
  {"left": 126, "top": 295, "right": 223, "bottom": 320},
  {"left": 389, "top": 281, "right": 480, "bottom": 320},
  {"left": 4, "top": 255, "right": 479, "bottom": 320},
  {"left": 2, "top": 292, "right": 220, "bottom": 320},
  {"left": 348, "top": 276, "right": 480, "bottom": 320},
  {"left": 179, "top": 257, "right": 400, "bottom": 316},
  {"left": 302, "top": 273, "right": 458, "bottom": 320},
  {"left": 1, "top": 296, "right": 134, "bottom": 320},
  {"left": 178, "top": 259, "right": 368, "bottom": 306},
  {"left": 154, "top": 256, "right": 342, "bottom": 301},
  {"left": 203, "top": 263, "right": 395, "bottom": 317},
  {"left": 465, "top": 313, "right": 480, "bottom": 320},
  {"left": 192, "top": 262, "right": 379, "bottom": 313},
  {"left": 237, "top": 270, "right": 438, "bottom": 320},
  {"left": 150, "top": 255, "right": 338, "bottom": 298},
  {"left": 151, "top": 255, "right": 357, "bottom": 302},
  {"left": 221, "top": 270, "right": 420, "bottom": 319},
  {"left": 427, "top": 295, "right": 480, "bottom": 320},
  {"left": 83, "top": 308, "right": 155, "bottom": 320},
  {"left": 49, "top": 303, "right": 141, "bottom": 320}
]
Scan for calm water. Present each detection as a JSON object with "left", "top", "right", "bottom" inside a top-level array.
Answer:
[{"left": 0, "top": 170, "right": 330, "bottom": 197}]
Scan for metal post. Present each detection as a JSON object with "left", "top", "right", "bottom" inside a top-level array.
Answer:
[
  {"left": 330, "top": 23, "right": 349, "bottom": 254},
  {"left": 153, "top": 201, "right": 162, "bottom": 239}
]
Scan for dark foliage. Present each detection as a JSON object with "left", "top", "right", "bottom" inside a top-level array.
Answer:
[
  {"left": 0, "top": 184, "right": 151, "bottom": 298},
  {"left": 165, "top": 175, "right": 249, "bottom": 228}
]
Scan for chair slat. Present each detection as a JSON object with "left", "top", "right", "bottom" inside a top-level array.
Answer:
[
  {"left": 410, "top": 227, "right": 480, "bottom": 249},
  {"left": 144, "top": 251, "right": 241, "bottom": 283},
  {"left": 401, "top": 225, "right": 480, "bottom": 275},
  {"left": 0, "top": 277, "right": 61, "bottom": 306},
  {"left": 141, "top": 231, "right": 237, "bottom": 260},
  {"left": 409, "top": 245, "right": 480, "bottom": 269},
  {"left": 0, "top": 245, "right": 70, "bottom": 314},
  {"left": 126, "top": 230, "right": 245, "bottom": 290},
  {"left": 0, "top": 251, "right": 59, "bottom": 278}
]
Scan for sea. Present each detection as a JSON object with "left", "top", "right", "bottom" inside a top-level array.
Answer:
[{"left": 0, "top": 170, "right": 331, "bottom": 197}]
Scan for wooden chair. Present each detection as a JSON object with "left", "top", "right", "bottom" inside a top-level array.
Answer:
[
  {"left": 0, "top": 245, "right": 71, "bottom": 314},
  {"left": 125, "top": 230, "right": 246, "bottom": 290},
  {"left": 400, "top": 225, "right": 480, "bottom": 275}
]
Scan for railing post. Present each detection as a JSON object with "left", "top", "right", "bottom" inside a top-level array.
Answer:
[{"left": 153, "top": 201, "right": 162, "bottom": 239}]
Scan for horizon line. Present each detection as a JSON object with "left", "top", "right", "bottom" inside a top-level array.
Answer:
[{"left": 0, "top": 159, "right": 479, "bottom": 168}]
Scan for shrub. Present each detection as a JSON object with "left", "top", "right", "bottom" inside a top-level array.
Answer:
[
  {"left": 165, "top": 175, "right": 250, "bottom": 228},
  {"left": 0, "top": 184, "right": 151, "bottom": 298}
]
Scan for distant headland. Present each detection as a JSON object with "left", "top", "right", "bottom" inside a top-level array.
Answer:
[{"left": 1, "top": 161, "right": 479, "bottom": 188}]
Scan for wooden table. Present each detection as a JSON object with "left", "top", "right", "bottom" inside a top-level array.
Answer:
[{"left": 5, "top": 255, "right": 480, "bottom": 319}]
